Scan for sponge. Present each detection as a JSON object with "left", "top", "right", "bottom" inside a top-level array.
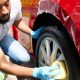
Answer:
[{"left": 51, "top": 61, "right": 67, "bottom": 79}]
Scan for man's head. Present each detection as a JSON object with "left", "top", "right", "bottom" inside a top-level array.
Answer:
[{"left": 0, "top": 0, "right": 11, "bottom": 24}]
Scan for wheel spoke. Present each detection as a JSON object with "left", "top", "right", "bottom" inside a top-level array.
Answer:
[
  {"left": 39, "top": 45, "right": 48, "bottom": 65},
  {"left": 39, "top": 61, "right": 46, "bottom": 66},
  {"left": 45, "top": 38, "right": 51, "bottom": 65},
  {"left": 45, "top": 38, "right": 51, "bottom": 56},
  {"left": 57, "top": 53, "right": 65, "bottom": 61}
]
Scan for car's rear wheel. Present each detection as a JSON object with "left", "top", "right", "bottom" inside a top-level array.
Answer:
[{"left": 36, "top": 26, "right": 79, "bottom": 80}]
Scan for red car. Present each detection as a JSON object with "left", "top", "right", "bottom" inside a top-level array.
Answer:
[{"left": 13, "top": 0, "right": 80, "bottom": 80}]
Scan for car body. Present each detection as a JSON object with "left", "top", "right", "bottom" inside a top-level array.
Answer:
[{"left": 28, "top": 0, "right": 80, "bottom": 55}]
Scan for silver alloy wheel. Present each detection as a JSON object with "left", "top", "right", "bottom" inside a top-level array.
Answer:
[{"left": 38, "top": 37, "right": 69, "bottom": 80}]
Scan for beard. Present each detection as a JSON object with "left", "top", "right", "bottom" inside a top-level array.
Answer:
[{"left": 0, "top": 14, "right": 10, "bottom": 24}]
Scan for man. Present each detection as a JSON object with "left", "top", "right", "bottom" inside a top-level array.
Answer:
[{"left": 0, "top": 0, "right": 60, "bottom": 80}]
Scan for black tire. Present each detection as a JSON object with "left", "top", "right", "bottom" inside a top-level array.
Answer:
[{"left": 36, "top": 26, "right": 79, "bottom": 80}]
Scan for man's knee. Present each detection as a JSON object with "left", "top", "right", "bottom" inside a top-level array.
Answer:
[{"left": 17, "top": 53, "right": 30, "bottom": 63}]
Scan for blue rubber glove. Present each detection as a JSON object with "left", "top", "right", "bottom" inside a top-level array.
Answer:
[
  {"left": 33, "top": 66, "right": 60, "bottom": 80},
  {"left": 30, "top": 27, "right": 43, "bottom": 39}
]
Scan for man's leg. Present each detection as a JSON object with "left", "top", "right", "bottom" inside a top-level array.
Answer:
[{"left": 0, "top": 35, "right": 30, "bottom": 64}]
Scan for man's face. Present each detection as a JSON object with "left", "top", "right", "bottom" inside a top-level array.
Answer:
[{"left": 0, "top": 0, "right": 11, "bottom": 24}]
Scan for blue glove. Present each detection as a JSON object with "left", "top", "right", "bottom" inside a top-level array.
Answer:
[
  {"left": 30, "top": 27, "right": 43, "bottom": 39},
  {"left": 33, "top": 66, "right": 60, "bottom": 80}
]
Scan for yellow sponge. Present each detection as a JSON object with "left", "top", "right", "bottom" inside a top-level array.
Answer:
[{"left": 51, "top": 61, "right": 67, "bottom": 79}]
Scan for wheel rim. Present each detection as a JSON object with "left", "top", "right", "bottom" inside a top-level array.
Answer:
[{"left": 38, "top": 36, "right": 69, "bottom": 80}]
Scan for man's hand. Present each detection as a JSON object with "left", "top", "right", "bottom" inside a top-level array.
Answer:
[
  {"left": 33, "top": 66, "right": 60, "bottom": 80},
  {"left": 30, "top": 27, "right": 43, "bottom": 39}
]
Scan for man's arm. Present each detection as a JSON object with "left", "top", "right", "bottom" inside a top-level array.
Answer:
[
  {"left": 14, "top": 19, "right": 44, "bottom": 39},
  {"left": 14, "top": 19, "right": 32, "bottom": 35},
  {"left": 0, "top": 47, "right": 33, "bottom": 77}
]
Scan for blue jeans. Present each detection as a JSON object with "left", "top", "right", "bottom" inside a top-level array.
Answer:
[{"left": 0, "top": 35, "right": 30, "bottom": 64}]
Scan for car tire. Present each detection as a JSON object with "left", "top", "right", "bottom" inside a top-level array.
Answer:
[{"left": 36, "top": 26, "right": 79, "bottom": 80}]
